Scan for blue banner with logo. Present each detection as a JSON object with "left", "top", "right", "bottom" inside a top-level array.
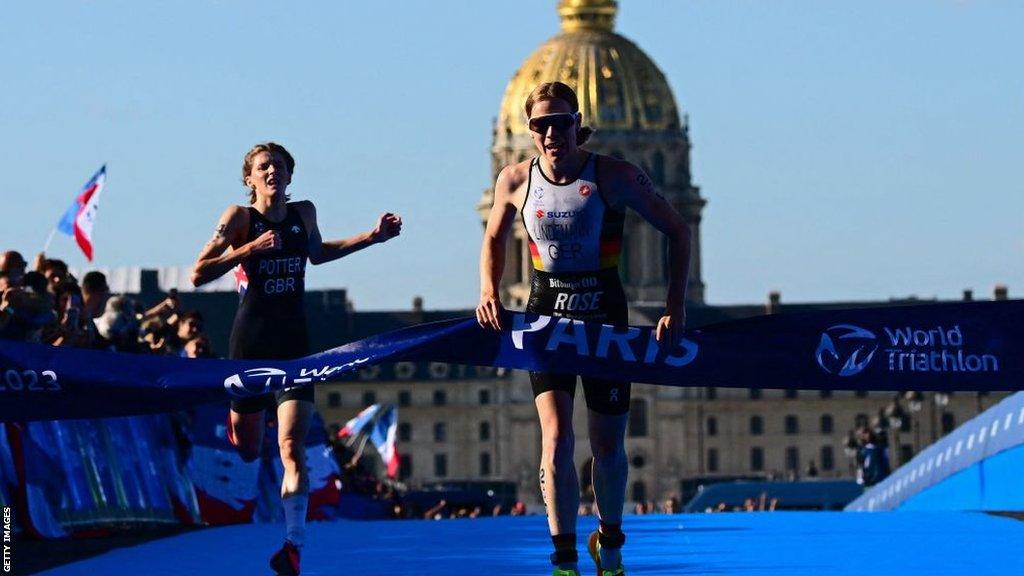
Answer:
[{"left": 1, "top": 300, "right": 1021, "bottom": 422}]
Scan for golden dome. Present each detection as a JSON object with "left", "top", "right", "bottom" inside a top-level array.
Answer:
[{"left": 498, "top": 0, "right": 681, "bottom": 137}]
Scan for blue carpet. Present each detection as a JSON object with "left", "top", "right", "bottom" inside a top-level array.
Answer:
[{"left": 39, "top": 512, "right": 1024, "bottom": 575}]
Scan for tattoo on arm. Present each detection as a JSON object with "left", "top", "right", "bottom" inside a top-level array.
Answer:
[
  {"left": 635, "top": 172, "right": 652, "bottom": 191},
  {"left": 202, "top": 223, "right": 229, "bottom": 250},
  {"left": 636, "top": 171, "right": 665, "bottom": 199}
]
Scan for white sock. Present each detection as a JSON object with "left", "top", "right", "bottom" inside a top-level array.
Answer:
[{"left": 282, "top": 493, "right": 308, "bottom": 548}]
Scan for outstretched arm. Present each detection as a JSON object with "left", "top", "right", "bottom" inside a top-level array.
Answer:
[
  {"left": 298, "top": 201, "right": 402, "bottom": 266},
  {"left": 617, "top": 165, "right": 691, "bottom": 344}
]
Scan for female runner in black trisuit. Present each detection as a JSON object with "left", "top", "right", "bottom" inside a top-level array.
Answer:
[
  {"left": 477, "top": 83, "right": 691, "bottom": 576},
  {"left": 192, "top": 142, "right": 401, "bottom": 576}
]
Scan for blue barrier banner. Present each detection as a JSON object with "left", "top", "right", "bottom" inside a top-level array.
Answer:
[
  {"left": 0, "top": 426, "right": 20, "bottom": 535},
  {"left": 846, "top": 391, "right": 1024, "bottom": 512},
  {"left": 0, "top": 425, "right": 12, "bottom": 509},
  {"left": 4, "top": 416, "right": 198, "bottom": 533},
  {"left": 1, "top": 300, "right": 1021, "bottom": 422}
]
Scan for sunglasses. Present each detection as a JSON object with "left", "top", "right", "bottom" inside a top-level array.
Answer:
[{"left": 528, "top": 113, "right": 578, "bottom": 134}]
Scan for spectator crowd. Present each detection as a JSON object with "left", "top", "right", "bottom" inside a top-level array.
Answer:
[{"left": 0, "top": 249, "right": 213, "bottom": 358}]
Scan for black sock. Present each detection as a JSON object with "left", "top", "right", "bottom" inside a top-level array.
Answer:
[
  {"left": 598, "top": 521, "right": 626, "bottom": 549},
  {"left": 551, "top": 533, "right": 578, "bottom": 566}
]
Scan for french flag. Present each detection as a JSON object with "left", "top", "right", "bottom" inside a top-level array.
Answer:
[
  {"left": 369, "top": 405, "right": 399, "bottom": 479},
  {"left": 337, "top": 404, "right": 380, "bottom": 440},
  {"left": 57, "top": 166, "right": 106, "bottom": 262}
]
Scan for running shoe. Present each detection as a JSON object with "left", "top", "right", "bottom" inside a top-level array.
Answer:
[
  {"left": 269, "top": 540, "right": 301, "bottom": 576},
  {"left": 587, "top": 531, "right": 626, "bottom": 576}
]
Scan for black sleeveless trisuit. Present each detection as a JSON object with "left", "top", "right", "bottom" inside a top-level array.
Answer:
[{"left": 229, "top": 203, "right": 314, "bottom": 413}]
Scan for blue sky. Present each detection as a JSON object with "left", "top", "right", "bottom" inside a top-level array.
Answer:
[{"left": 2, "top": 1, "right": 1020, "bottom": 310}]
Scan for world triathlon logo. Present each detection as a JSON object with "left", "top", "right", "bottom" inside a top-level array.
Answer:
[
  {"left": 223, "top": 367, "right": 288, "bottom": 397},
  {"left": 815, "top": 324, "right": 878, "bottom": 377}
]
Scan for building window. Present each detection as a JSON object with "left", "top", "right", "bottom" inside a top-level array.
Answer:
[
  {"left": 433, "top": 390, "right": 447, "bottom": 406},
  {"left": 631, "top": 481, "right": 646, "bottom": 503},
  {"left": 706, "top": 417, "right": 718, "bottom": 437},
  {"left": 399, "top": 422, "right": 412, "bottom": 442},
  {"left": 785, "top": 447, "right": 800, "bottom": 471},
  {"left": 819, "top": 389, "right": 833, "bottom": 399},
  {"left": 399, "top": 454, "right": 412, "bottom": 480},
  {"left": 705, "top": 387, "right": 717, "bottom": 400},
  {"left": 479, "top": 421, "right": 491, "bottom": 441},
  {"left": 941, "top": 413, "right": 956, "bottom": 434},
  {"left": 398, "top": 390, "right": 411, "bottom": 407},
  {"left": 785, "top": 389, "right": 798, "bottom": 399},
  {"left": 751, "top": 447, "right": 764, "bottom": 472},
  {"left": 479, "top": 452, "right": 492, "bottom": 476},
  {"left": 478, "top": 389, "right": 491, "bottom": 405},
  {"left": 707, "top": 449, "right": 719, "bottom": 472},
  {"left": 434, "top": 454, "right": 448, "bottom": 478},
  {"left": 433, "top": 422, "right": 447, "bottom": 442},
  {"left": 628, "top": 399, "right": 648, "bottom": 437},
  {"left": 785, "top": 415, "right": 799, "bottom": 435},
  {"left": 362, "top": 391, "right": 377, "bottom": 407},
  {"left": 821, "top": 446, "right": 835, "bottom": 471},
  {"left": 749, "top": 388, "right": 762, "bottom": 400},
  {"left": 820, "top": 414, "right": 834, "bottom": 434},
  {"left": 750, "top": 416, "right": 764, "bottom": 436},
  {"left": 327, "top": 392, "right": 341, "bottom": 408}
]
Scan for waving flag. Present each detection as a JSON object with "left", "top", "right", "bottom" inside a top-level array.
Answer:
[
  {"left": 57, "top": 165, "right": 106, "bottom": 261},
  {"left": 369, "top": 405, "right": 399, "bottom": 479},
  {"left": 337, "top": 404, "right": 380, "bottom": 440}
]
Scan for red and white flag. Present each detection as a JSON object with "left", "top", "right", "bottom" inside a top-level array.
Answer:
[
  {"left": 57, "top": 166, "right": 106, "bottom": 261},
  {"left": 337, "top": 404, "right": 381, "bottom": 439},
  {"left": 369, "top": 405, "right": 400, "bottom": 479}
]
